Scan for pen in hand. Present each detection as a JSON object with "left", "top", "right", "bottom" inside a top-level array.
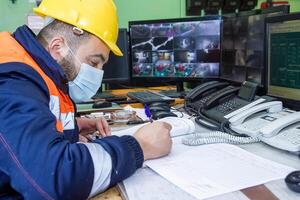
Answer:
[{"left": 144, "top": 104, "right": 153, "bottom": 123}]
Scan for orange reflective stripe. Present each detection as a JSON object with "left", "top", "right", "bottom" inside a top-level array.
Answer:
[
  {"left": 0, "top": 32, "right": 75, "bottom": 132},
  {"left": 56, "top": 120, "right": 63, "bottom": 133}
]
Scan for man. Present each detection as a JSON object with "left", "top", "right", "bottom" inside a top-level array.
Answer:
[{"left": 0, "top": 0, "right": 172, "bottom": 199}]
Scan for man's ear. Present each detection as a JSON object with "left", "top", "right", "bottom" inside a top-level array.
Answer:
[{"left": 47, "top": 37, "right": 68, "bottom": 62}]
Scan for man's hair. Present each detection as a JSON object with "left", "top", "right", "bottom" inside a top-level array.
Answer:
[{"left": 37, "top": 20, "right": 91, "bottom": 50}]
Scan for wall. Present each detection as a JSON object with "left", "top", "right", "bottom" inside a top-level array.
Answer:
[
  {"left": 0, "top": 0, "right": 300, "bottom": 31},
  {"left": 0, "top": 0, "right": 36, "bottom": 31},
  {"left": 114, "top": 0, "right": 186, "bottom": 28}
]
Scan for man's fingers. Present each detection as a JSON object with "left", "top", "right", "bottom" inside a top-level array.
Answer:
[
  {"left": 100, "top": 117, "right": 111, "bottom": 136},
  {"left": 96, "top": 121, "right": 106, "bottom": 136}
]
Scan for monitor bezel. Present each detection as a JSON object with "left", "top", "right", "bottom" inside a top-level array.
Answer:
[
  {"left": 128, "top": 15, "right": 222, "bottom": 82},
  {"left": 265, "top": 12, "right": 300, "bottom": 111}
]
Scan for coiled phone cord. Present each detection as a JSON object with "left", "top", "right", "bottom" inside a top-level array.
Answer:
[{"left": 182, "top": 131, "right": 260, "bottom": 146}]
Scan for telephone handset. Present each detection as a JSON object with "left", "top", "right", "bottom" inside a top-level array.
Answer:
[
  {"left": 185, "top": 81, "right": 230, "bottom": 115},
  {"left": 203, "top": 86, "right": 240, "bottom": 109},
  {"left": 185, "top": 81, "right": 229, "bottom": 102},
  {"left": 229, "top": 101, "right": 283, "bottom": 126},
  {"left": 260, "top": 112, "right": 300, "bottom": 138}
]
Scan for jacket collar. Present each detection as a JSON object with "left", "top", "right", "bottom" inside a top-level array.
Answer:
[{"left": 13, "top": 25, "right": 68, "bottom": 93}]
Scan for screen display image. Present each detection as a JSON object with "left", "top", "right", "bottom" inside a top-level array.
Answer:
[
  {"left": 267, "top": 17, "right": 300, "bottom": 103},
  {"left": 221, "top": 7, "right": 289, "bottom": 85},
  {"left": 130, "top": 18, "right": 221, "bottom": 79}
]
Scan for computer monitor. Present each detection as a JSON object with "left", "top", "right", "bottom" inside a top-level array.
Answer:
[
  {"left": 102, "top": 28, "right": 130, "bottom": 83},
  {"left": 129, "top": 16, "right": 221, "bottom": 92},
  {"left": 266, "top": 13, "right": 300, "bottom": 110},
  {"left": 221, "top": 6, "right": 289, "bottom": 87}
]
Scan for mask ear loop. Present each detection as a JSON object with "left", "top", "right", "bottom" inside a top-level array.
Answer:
[{"left": 64, "top": 39, "right": 82, "bottom": 68}]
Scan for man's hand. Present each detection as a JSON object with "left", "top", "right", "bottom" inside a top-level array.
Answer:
[
  {"left": 133, "top": 122, "right": 172, "bottom": 161},
  {"left": 76, "top": 117, "right": 111, "bottom": 141}
]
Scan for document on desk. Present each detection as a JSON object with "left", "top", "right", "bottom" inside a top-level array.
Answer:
[
  {"left": 122, "top": 167, "right": 248, "bottom": 200},
  {"left": 145, "top": 143, "right": 295, "bottom": 200}
]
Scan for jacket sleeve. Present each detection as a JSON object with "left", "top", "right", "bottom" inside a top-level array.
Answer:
[{"left": 0, "top": 63, "right": 143, "bottom": 199}]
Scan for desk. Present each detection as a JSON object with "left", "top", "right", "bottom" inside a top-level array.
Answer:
[
  {"left": 107, "top": 86, "right": 184, "bottom": 108},
  {"left": 90, "top": 88, "right": 300, "bottom": 200}
]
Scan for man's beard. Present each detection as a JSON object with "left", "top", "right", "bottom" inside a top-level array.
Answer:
[{"left": 58, "top": 52, "right": 78, "bottom": 81}]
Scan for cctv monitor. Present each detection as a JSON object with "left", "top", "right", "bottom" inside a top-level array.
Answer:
[
  {"left": 129, "top": 16, "right": 221, "bottom": 80},
  {"left": 221, "top": 6, "right": 289, "bottom": 87},
  {"left": 129, "top": 16, "right": 221, "bottom": 93},
  {"left": 266, "top": 13, "right": 300, "bottom": 110}
]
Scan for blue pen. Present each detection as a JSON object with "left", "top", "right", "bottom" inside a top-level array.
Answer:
[{"left": 144, "top": 104, "right": 153, "bottom": 123}]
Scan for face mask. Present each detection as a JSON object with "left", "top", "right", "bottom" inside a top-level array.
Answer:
[
  {"left": 65, "top": 44, "right": 104, "bottom": 103},
  {"left": 68, "top": 63, "right": 104, "bottom": 103}
]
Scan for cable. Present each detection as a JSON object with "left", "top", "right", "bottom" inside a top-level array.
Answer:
[{"left": 182, "top": 131, "right": 261, "bottom": 146}]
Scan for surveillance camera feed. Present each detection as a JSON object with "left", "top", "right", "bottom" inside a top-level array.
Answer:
[
  {"left": 221, "top": 9, "right": 288, "bottom": 85},
  {"left": 130, "top": 18, "right": 221, "bottom": 79}
]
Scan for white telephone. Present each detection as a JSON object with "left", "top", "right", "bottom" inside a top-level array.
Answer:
[{"left": 230, "top": 101, "right": 300, "bottom": 153}]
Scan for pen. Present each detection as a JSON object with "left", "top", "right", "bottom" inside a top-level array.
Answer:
[{"left": 144, "top": 104, "right": 153, "bottom": 123}]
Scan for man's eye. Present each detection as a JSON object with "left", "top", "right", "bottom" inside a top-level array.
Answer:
[{"left": 90, "top": 62, "right": 98, "bottom": 67}]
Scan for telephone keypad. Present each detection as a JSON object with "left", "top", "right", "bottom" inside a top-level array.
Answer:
[
  {"left": 216, "top": 99, "right": 242, "bottom": 114},
  {"left": 275, "top": 130, "right": 300, "bottom": 145}
]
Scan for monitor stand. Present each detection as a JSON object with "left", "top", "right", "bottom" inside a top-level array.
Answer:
[{"left": 159, "top": 82, "right": 186, "bottom": 98}]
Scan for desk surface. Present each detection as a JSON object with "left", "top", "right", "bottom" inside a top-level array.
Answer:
[{"left": 90, "top": 87, "right": 300, "bottom": 200}]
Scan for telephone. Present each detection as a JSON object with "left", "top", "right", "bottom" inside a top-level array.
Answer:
[
  {"left": 230, "top": 102, "right": 300, "bottom": 152},
  {"left": 196, "top": 81, "right": 261, "bottom": 130},
  {"left": 184, "top": 81, "right": 230, "bottom": 115}
]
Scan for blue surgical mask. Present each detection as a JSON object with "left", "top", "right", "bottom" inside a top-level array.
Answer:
[
  {"left": 65, "top": 44, "right": 104, "bottom": 103},
  {"left": 68, "top": 63, "right": 104, "bottom": 103}
]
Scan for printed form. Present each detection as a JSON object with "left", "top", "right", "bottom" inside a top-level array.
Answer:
[{"left": 145, "top": 143, "right": 295, "bottom": 200}]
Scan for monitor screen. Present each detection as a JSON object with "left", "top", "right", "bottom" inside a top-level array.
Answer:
[
  {"left": 129, "top": 17, "right": 221, "bottom": 80},
  {"left": 102, "top": 29, "right": 130, "bottom": 83},
  {"left": 221, "top": 6, "right": 289, "bottom": 86},
  {"left": 266, "top": 14, "right": 300, "bottom": 108}
]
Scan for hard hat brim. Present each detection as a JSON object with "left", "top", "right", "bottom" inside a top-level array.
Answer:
[{"left": 106, "top": 41, "right": 123, "bottom": 56}]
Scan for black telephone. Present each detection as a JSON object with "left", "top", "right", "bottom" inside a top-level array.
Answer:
[
  {"left": 185, "top": 81, "right": 259, "bottom": 130},
  {"left": 198, "top": 81, "right": 259, "bottom": 130},
  {"left": 184, "top": 81, "right": 230, "bottom": 115}
]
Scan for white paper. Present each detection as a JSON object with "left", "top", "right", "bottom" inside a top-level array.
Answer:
[
  {"left": 122, "top": 167, "right": 248, "bottom": 200},
  {"left": 146, "top": 143, "right": 295, "bottom": 200},
  {"left": 112, "top": 117, "right": 195, "bottom": 138}
]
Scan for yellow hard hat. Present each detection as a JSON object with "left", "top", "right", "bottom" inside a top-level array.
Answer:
[{"left": 33, "top": 0, "right": 123, "bottom": 56}]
